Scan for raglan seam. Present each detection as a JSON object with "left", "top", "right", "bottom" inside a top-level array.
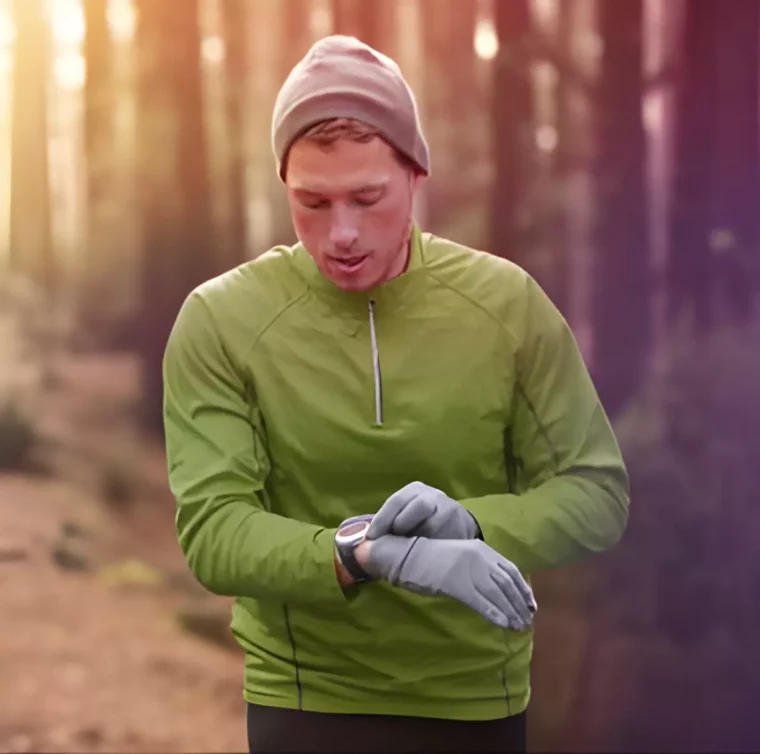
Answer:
[
  {"left": 425, "top": 271, "right": 523, "bottom": 354},
  {"left": 425, "top": 268, "right": 562, "bottom": 474},
  {"left": 242, "top": 289, "right": 311, "bottom": 363},
  {"left": 191, "top": 281, "right": 311, "bottom": 373},
  {"left": 282, "top": 604, "right": 304, "bottom": 710},
  {"left": 515, "top": 380, "right": 562, "bottom": 472}
]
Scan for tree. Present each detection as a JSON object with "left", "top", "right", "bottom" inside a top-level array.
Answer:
[
  {"left": 667, "top": 0, "right": 718, "bottom": 332},
  {"left": 491, "top": 0, "right": 535, "bottom": 266},
  {"left": 281, "top": 0, "right": 314, "bottom": 74},
  {"left": 81, "top": 0, "right": 114, "bottom": 319},
  {"left": 268, "top": 0, "right": 316, "bottom": 248},
  {"left": 548, "top": 0, "right": 578, "bottom": 319},
  {"left": 708, "top": 0, "right": 760, "bottom": 325},
  {"left": 221, "top": 0, "right": 249, "bottom": 267},
  {"left": 8, "top": 0, "right": 53, "bottom": 295},
  {"left": 591, "top": 0, "right": 651, "bottom": 416},
  {"left": 134, "top": 0, "right": 217, "bottom": 433},
  {"left": 330, "top": 0, "right": 396, "bottom": 54},
  {"left": 669, "top": 0, "right": 760, "bottom": 332},
  {"left": 419, "top": 0, "right": 481, "bottom": 236}
]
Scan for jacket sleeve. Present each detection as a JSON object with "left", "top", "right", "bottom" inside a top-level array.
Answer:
[
  {"left": 460, "top": 274, "right": 630, "bottom": 575},
  {"left": 162, "top": 291, "right": 348, "bottom": 605}
]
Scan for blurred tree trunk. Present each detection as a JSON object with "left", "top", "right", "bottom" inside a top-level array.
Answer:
[
  {"left": 709, "top": 0, "right": 760, "bottom": 325},
  {"left": 221, "top": 0, "right": 249, "bottom": 266},
  {"left": 82, "top": 0, "right": 114, "bottom": 319},
  {"left": 135, "top": 0, "right": 216, "bottom": 434},
  {"left": 420, "top": 1, "right": 479, "bottom": 234},
  {"left": 330, "top": 0, "right": 395, "bottom": 54},
  {"left": 280, "top": 0, "right": 314, "bottom": 77},
  {"left": 550, "top": 0, "right": 575, "bottom": 318},
  {"left": 268, "top": 0, "right": 315, "bottom": 247},
  {"left": 8, "top": 0, "right": 53, "bottom": 295},
  {"left": 667, "top": 0, "right": 717, "bottom": 332},
  {"left": 491, "top": 0, "right": 534, "bottom": 264},
  {"left": 591, "top": 0, "right": 650, "bottom": 416},
  {"left": 669, "top": 0, "right": 759, "bottom": 331},
  {"left": 395, "top": 0, "right": 428, "bottom": 228}
]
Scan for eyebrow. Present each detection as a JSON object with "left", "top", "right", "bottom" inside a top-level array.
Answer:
[{"left": 291, "top": 178, "right": 390, "bottom": 196}]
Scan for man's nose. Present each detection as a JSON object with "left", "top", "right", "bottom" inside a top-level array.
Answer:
[{"left": 329, "top": 206, "right": 359, "bottom": 249}]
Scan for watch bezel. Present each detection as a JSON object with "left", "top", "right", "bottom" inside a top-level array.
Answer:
[{"left": 335, "top": 519, "right": 370, "bottom": 546}]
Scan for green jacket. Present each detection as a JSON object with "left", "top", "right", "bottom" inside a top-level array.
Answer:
[{"left": 163, "top": 226, "right": 629, "bottom": 720}]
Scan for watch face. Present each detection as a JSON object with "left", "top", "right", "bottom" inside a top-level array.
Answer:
[
  {"left": 336, "top": 520, "right": 370, "bottom": 546},
  {"left": 338, "top": 521, "right": 369, "bottom": 538}
]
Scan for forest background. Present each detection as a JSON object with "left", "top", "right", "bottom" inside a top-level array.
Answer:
[{"left": 1, "top": 1, "right": 759, "bottom": 751}]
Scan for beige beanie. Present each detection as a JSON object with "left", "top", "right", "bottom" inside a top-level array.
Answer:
[{"left": 271, "top": 35, "right": 430, "bottom": 181}]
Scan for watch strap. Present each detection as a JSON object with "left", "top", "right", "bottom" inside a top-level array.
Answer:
[
  {"left": 335, "top": 514, "right": 375, "bottom": 584},
  {"left": 336, "top": 537, "right": 373, "bottom": 583}
]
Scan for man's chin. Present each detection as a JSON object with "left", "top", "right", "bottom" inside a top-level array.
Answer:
[
  {"left": 321, "top": 261, "right": 376, "bottom": 292},
  {"left": 330, "top": 275, "right": 375, "bottom": 293}
]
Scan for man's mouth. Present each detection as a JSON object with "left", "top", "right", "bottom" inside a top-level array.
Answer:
[{"left": 330, "top": 254, "right": 369, "bottom": 273}]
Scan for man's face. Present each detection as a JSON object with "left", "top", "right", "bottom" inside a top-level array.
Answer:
[{"left": 285, "top": 136, "right": 423, "bottom": 292}]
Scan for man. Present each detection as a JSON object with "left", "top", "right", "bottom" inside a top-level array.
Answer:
[{"left": 162, "top": 35, "right": 629, "bottom": 754}]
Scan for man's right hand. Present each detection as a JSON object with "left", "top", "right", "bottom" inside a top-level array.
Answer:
[{"left": 362, "top": 536, "right": 537, "bottom": 630}]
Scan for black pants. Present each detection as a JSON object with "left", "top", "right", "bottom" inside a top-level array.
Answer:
[{"left": 246, "top": 702, "right": 527, "bottom": 753}]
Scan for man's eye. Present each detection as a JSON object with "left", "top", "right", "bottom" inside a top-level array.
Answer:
[
  {"left": 354, "top": 194, "right": 382, "bottom": 207},
  {"left": 304, "top": 200, "right": 329, "bottom": 210}
]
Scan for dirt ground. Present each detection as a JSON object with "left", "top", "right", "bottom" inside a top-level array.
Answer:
[
  {"left": 1, "top": 309, "right": 249, "bottom": 753},
  {"left": 0, "top": 474, "right": 247, "bottom": 754}
]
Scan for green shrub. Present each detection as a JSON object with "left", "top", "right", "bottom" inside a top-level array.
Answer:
[
  {"left": 0, "top": 399, "right": 42, "bottom": 472},
  {"left": 100, "top": 457, "right": 138, "bottom": 509},
  {"left": 609, "top": 320, "right": 760, "bottom": 642},
  {"left": 575, "top": 321, "right": 760, "bottom": 749}
]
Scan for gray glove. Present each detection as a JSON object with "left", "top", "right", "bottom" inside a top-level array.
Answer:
[
  {"left": 366, "top": 481, "right": 481, "bottom": 540},
  {"left": 365, "top": 535, "right": 537, "bottom": 630}
]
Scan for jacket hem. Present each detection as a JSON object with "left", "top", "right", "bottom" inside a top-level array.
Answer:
[{"left": 242, "top": 688, "right": 530, "bottom": 721}]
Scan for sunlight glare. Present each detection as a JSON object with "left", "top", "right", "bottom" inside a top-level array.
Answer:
[
  {"left": 535, "top": 60, "right": 557, "bottom": 89},
  {"left": 583, "top": 32, "right": 603, "bottom": 61},
  {"left": 643, "top": 96, "right": 664, "bottom": 133},
  {"left": 536, "top": 125, "right": 558, "bottom": 153},
  {"left": 311, "top": 0, "right": 331, "bottom": 39},
  {"left": 49, "top": 0, "right": 86, "bottom": 46},
  {"left": 474, "top": 17, "right": 498, "bottom": 61},
  {"left": 0, "top": 7, "right": 14, "bottom": 48},
  {"left": 108, "top": 0, "right": 135, "bottom": 43},
  {"left": 531, "top": 0, "right": 556, "bottom": 30},
  {"left": 54, "top": 50, "right": 86, "bottom": 89},
  {"left": 202, "top": 35, "right": 225, "bottom": 65}
]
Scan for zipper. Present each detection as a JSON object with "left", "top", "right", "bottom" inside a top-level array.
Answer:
[{"left": 368, "top": 299, "right": 384, "bottom": 425}]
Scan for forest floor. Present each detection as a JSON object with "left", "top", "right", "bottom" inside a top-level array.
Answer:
[{"left": 0, "top": 308, "right": 248, "bottom": 753}]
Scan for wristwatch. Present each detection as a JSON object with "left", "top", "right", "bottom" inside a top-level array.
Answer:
[{"left": 335, "top": 515, "right": 375, "bottom": 584}]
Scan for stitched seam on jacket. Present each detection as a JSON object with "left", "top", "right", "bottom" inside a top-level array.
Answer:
[
  {"left": 190, "top": 289, "right": 309, "bottom": 384},
  {"left": 243, "top": 289, "right": 311, "bottom": 363},
  {"left": 502, "top": 632, "right": 514, "bottom": 717},
  {"left": 502, "top": 664, "right": 511, "bottom": 717},
  {"left": 515, "top": 380, "right": 561, "bottom": 472},
  {"left": 282, "top": 605, "right": 303, "bottom": 710},
  {"left": 426, "top": 271, "right": 522, "bottom": 352}
]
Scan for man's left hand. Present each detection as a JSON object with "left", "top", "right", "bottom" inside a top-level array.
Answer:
[{"left": 366, "top": 482, "right": 481, "bottom": 541}]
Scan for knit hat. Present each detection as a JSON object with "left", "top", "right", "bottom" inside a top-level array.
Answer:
[{"left": 271, "top": 35, "right": 430, "bottom": 181}]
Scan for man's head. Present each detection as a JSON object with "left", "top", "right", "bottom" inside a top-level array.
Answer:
[{"left": 271, "top": 36, "right": 429, "bottom": 292}]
